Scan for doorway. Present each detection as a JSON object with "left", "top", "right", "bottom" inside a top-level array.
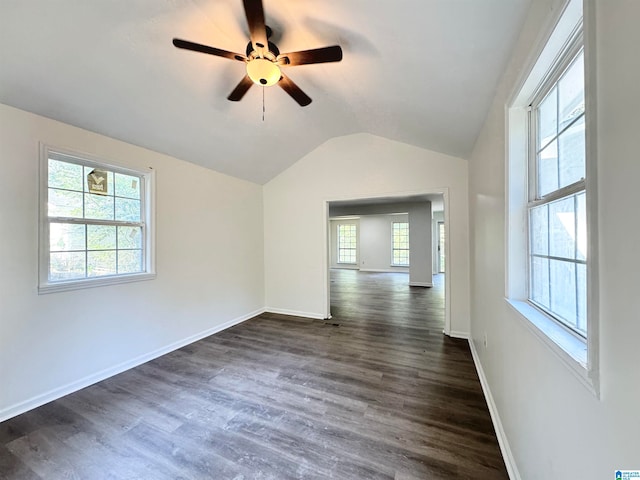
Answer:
[{"left": 323, "top": 191, "right": 450, "bottom": 335}]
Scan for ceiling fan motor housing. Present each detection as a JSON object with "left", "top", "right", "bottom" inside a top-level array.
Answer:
[
  {"left": 245, "top": 36, "right": 282, "bottom": 86},
  {"left": 246, "top": 39, "right": 280, "bottom": 58}
]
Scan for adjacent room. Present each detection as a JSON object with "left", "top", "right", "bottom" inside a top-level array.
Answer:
[{"left": 1, "top": 1, "right": 638, "bottom": 479}]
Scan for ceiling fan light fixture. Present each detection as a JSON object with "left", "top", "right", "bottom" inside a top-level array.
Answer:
[{"left": 246, "top": 58, "right": 281, "bottom": 86}]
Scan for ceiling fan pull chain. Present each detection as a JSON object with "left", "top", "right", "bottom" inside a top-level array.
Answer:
[{"left": 262, "top": 86, "right": 265, "bottom": 121}]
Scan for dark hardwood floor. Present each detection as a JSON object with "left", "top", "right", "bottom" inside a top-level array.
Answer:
[{"left": 1, "top": 270, "right": 508, "bottom": 479}]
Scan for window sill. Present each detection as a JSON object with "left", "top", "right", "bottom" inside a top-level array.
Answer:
[
  {"left": 506, "top": 299, "right": 598, "bottom": 396},
  {"left": 39, "top": 272, "right": 156, "bottom": 294}
]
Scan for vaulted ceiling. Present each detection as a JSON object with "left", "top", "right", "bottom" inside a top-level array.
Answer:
[{"left": 0, "top": 0, "right": 530, "bottom": 184}]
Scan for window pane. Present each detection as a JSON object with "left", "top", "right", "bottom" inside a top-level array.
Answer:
[
  {"left": 118, "top": 226, "right": 142, "bottom": 249},
  {"left": 85, "top": 193, "right": 114, "bottom": 220},
  {"left": 115, "top": 173, "right": 141, "bottom": 200},
  {"left": 530, "top": 256, "right": 550, "bottom": 309},
  {"left": 576, "top": 263, "right": 587, "bottom": 334},
  {"left": 88, "top": 251, "right": 117, "bottom": 277},
  {"left": 84, "top": 167, "right": 114, "bottom": 194},
  {"left": 343, "top": 251, "right": 355, "bottom": 264},
  {"left": 87, "top": 225, "right": 116, "bottom": 250},
  {"left": 550, "top": 259, "right": 577, "bottom": 328},
  {"left": 394, "top": 251, "right": 409, "bottom": 266},
  {"left": 558, "top": 115, "right": 585, "bottom": 189},
  {"left": 538, "top": 86, "right": 557, "bottom": 149},
  {"left": 439, "top": 223, "right": 446, "bottom": 273},
  {"left": 118, "top": 250, "right": 143, "bottom": 274},
  {"left": 549, "top": 196, "right": 575, "bottom": 259},
  {"left": 50, "top": 223, "right": 85, "bottom": 252},
  {"left": 115, "top": 197, "right": 141, "bottom": 222},
  {"left": 48, "top": 159, "right": 83, "bottom": 191},
  {"left": 529, "top": 204, "right": 548, "bottom": 255},
  {"left": 48, "top": 188, "right": 83, "bottom": 218},
  {"left": 538, "top": 140, "right": 558, "bottom": 197},
  {"left": 576, "top": 192, "right": 587, "bottom": 261},
  {"left": 50, "top": 251, "right": 85, "bottom": 281},
  {"left": 558, "top": 51, "right": 585, "bottom": 131}
]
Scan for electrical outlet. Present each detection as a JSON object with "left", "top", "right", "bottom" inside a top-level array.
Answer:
[{"left": 483, "top": 332, "right": 488, "bottom": 349}]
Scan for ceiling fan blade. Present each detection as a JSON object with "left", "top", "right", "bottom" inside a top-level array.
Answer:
[
  {"left": 227, "top": 75, "right": 254, "bottom": 101},
  {"left": 173, "top": 38, "right": 246, "bottom": 62},
  {"left": 277, "top": 45, "right": 343, "bottom": 66},
  {"left": 278, "top": 74, "right": 312, "bottom": 107},
  {"left": 242, "top": 0, "right": 269, "bottom": 53}
]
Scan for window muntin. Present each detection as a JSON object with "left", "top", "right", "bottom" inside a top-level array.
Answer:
[
  {"left": 528, "top": 47, "right": 586, "bottom": 337},
  {"left": 337, "top": 224, "right": 357, "bottom": 264},
  {"left": 392, "top": 222, "right": 409, "bottom": 266},
  {"left": 40, "top": 149, "right": 154, "bottom": 292}
]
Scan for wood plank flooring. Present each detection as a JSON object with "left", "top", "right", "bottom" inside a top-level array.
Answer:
[{"left": 1, "top": 270, "right": 508, "bottom": 479}]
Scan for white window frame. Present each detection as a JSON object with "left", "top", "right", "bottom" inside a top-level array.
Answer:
[
  {"left": 528, "top": 41, "right": 586, "bottom": 337},
  {"left": 337, "top": 223, "right": 357, "bottom": 264},
  {"left": 38, "top": 145, "right": 156, "bottom": 293},
  {"left": 506, "top": 0, "right": 599, "bottom": 395},
  {"left": 391, "top": 221, "right": 410, "bottom": 267}
]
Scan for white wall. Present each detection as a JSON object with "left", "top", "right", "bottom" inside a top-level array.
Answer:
[
  {"left": 468, "top": 1, "right": 640, "bottom": 478},
  {"left": 408, "top": 203, "right": 433, "bottom": 286},
  {"left": 0, "top": 104, "right": 265, "bottom": 420},
  {"left": 264, "top": 133, "right": 469, "bottom": 335},
  {"left": 359, "top": 214, "right": 409, "bottom": 273}
]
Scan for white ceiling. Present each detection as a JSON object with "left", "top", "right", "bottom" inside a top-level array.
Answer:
[
  {"left": 330, "top": 194, "right": 444, "bottom": 214},
  {"left": 0, "top": 0, "right": 530, "bottom": 184}
]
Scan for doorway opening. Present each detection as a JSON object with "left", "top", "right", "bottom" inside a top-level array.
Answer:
[{"left": 324, "top": 192, "right": 450, "bottom": 335}]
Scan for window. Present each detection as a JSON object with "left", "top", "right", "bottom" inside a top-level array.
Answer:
[
  {"left": 392, "top": 222, "right": 409, "bottom": 266},
  {"left": 39, "top": 147, "right": 155, "bottom": 293},
  {"left": 506, "top": 0, "right": 598, "bottom": 393},
  {"left": 438, "top": 222, "right": 446, "bottom": 273},
  {"left": 337, "top": 224, "right": 357, "bottom": 264},
  {"left": 529, "top": 48, "right": 586, "bottom": 337}
]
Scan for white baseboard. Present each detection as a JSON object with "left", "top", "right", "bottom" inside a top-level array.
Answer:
[
  {"left": 409, "top": 281, "right": 433, "bottom": 287},
  {"left": 448, "top": 330, "right": 470, "bottom": 339},
  {"left": 264, "top": 308, "right": 326, "bottom": 320},
  {"left": 359, "top": 268, "right": 408, "bottom": 273},
  {"left": 468, "top": 338, "right": 521, "bottom": 480},
  {"left": 0, "top": 308, "right": 265, "bottom": 423}
]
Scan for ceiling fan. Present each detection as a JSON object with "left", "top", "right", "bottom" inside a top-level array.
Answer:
[{"left": 172, "top": 0, "right": 343, "bottom": 107}]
